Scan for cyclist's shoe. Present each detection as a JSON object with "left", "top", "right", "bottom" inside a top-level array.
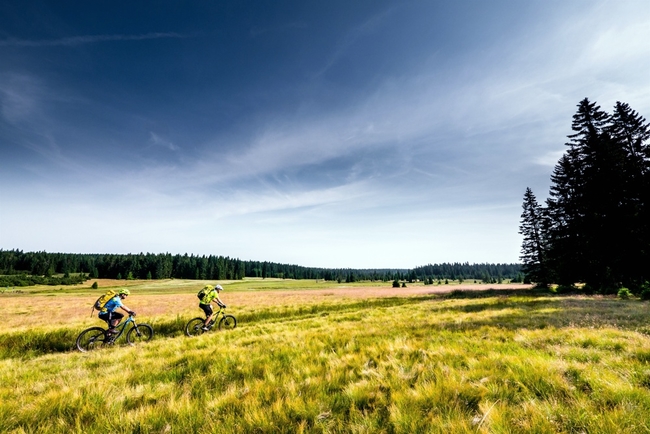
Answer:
[
  {"left": 201, "top": 325, "right": 209, "bottom": 331},
  {"left": 107, "top": 328, "right": 117, "bottom": 336}
]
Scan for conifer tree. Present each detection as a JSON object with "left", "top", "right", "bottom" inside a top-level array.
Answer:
[
  {"left": 545, "top": 152, "right": 583, "bottom": 285},
  {"left": 609, "top": 102, "right": 650, "bottom": 286},
  {"left": 519, "top": 188, "right": 549, "bottom": 286},
  {"left": 530, "top": 98, "right": 649, "bottom": 290}
]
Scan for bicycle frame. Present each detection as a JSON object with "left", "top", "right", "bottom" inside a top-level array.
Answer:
[
  {"left": 206, "top": 306, "right": 227, "bottom": 328},
  {"left": 77, "top": 314, "right": 154, "bottom": 352},
  {"left": 185, "top": 306, "right": 236, "bottom": 336},
  {"left": 106, "top": 315, "right": 136, "bottom": 341}
]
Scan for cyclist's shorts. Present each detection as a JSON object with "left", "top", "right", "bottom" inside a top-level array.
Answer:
[
  {"left": 99, "top": 311, "right": 124, "bottom": 324},
  {"left": 199, "top": 303, "right": 213, "bottom": 317}
]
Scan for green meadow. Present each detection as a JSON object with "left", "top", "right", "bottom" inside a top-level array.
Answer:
[{"left": 1, "top": 279, "right": 650, "bottom": 433}]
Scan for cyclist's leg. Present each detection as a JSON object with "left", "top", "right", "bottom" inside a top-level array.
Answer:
[
  {"left": 111, "top": 312, "right": 124, "bottom": 329},
  {"left": 199, "top": 303, "right": 213, "bottom": 327},
  {"left": 98, "top": 312, "right": 112, "bottom": 330},
  {"left": 98, "top": 312, "right": 117, "bottom": 343}
]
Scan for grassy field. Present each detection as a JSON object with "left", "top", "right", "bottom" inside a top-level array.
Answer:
[{"left": 1, "top": 279, "right": 650, "bottom": 433}]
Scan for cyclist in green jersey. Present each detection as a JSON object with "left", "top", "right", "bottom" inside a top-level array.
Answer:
[{"left": 198, "top": 284, "right": 225, "bottom": 331}]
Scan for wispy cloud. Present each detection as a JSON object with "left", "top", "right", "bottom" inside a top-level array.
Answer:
[
  {"left": 215, "top": 1, "right": 649, "bottom": 186},
  {"left": 0, "top": 32, "right": 190, "bottom": 47},
  {"left": 314, "top": 6, "right": 396, "bottom": 78},
  {"left": 0, "top": 76, "right": 37, "bottom": 124},
  {"left": 149, "top": 132, "right": 179, "bottom": 151}
]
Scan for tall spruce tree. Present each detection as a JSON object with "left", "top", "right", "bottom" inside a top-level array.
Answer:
[
  {"left": 608, "top": 102, "right": 650, "bottom": 286},
  {"left": 576, "top": 99, "right": 628, "bottom": 288},
  {"left": 545, "top": 150, "right": 584, "bottom": 285},
  {"left": 548, "top": 99, "right": 617, "bottom": 288},
  {"left": 519, "top": 188, "right": 549, "bottom": 286},
  {"left": 529, "top": 98, "right": 649, "bottom": 290}
]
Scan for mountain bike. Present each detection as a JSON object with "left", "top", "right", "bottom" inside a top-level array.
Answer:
[
  {"left": 185, "top": 306, "right": 237, "bottom": 336},
  {"left": 76, "top": 314, "right": 154, "bottom": 352}
]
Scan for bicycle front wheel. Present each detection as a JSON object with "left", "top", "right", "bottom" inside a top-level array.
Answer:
[
  {"left": 127, "top": 324, "right": 154, "bottom": 345},
  {"left": 219, "top": 315, "right": 237, "bottom": 330},
  {"left": 76, "top": 327, "right": 108, "bottom": 352},
  {"left": 185, "top": 317, "right": 206, "bottom": 336}
]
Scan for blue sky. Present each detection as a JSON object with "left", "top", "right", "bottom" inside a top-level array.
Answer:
[{"left": 1, "top": 1, "right": 649, "bottom": 268}]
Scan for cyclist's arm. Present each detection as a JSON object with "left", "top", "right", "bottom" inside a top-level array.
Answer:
[
  {"left": 214, "top": 296, "right": 225, "bottom": 308},
  {"left": 120, "top": 305, "right": 136, "bottom": 315}
]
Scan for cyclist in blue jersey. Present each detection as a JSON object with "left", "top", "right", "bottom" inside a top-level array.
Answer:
[{"left": 99, "top": 288, "right": 136, "bottom": 335}]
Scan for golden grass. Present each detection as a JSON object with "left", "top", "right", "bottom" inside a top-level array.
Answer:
[
  {"left": 1, "top": 281, "right": 649, "bottom": 433},
  {"left": 1, "top": 279, "right": 527, "bottom": 331}
]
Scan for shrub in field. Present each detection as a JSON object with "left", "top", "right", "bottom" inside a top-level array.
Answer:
[
  {"left": 555, "top": 284, "right": 576, "bottom": 294},
  {"left": 91, "top": 282, "right": 98, "bottom": 289},
  {"left": 617, "top": 287, "right": 632, "bottom": 299},
  {"left": 392, "top": 280, "right": 400, "bottom": 288},
  {"left": 639, "top": 282, "right": 650, "bottom": 300}
]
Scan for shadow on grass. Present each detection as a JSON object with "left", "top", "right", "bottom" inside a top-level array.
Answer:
[
  {"left": 0, "top": 328, "right": 78, "bottom": 359},
  {"left": 443, "top": 288, "right": 556, "bottom": 299},
  {"left": 432, "top": 299, "right": 648, "bottom": 334}
]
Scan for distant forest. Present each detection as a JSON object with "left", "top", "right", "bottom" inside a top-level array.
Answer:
[
  {"left": 0, "top": 249, "right": 522, "bottom": 286},
  {"left": 520, "top": 99, "right": 649, "bottom": 292}
]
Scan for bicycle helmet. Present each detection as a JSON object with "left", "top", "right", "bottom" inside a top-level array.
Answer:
[
  {"left": 118, "top": 288, "right": 131, "bottom": 296},
  {"left": 215, "top": 284, "right": 223, "bottom": 291}
]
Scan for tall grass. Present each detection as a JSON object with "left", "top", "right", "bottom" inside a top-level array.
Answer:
[{"left": 1, "top": 287, "right": 650, "bottom": 432}]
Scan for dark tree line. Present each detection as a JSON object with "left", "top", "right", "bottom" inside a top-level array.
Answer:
[
  {"left": 0, "top": 249, "right": 520, "bottom": 284},
  {"left": 411, "top": 263, "right": 523, "bottom": 283},
  {"left": 520, "top": 98, "right": 649, "bottom": 292},
  {"left": 0, "top": 251, "right": 247, "bottom": 281},
  {"left": 0, "top": 274, "right": 89, "bottom": 288}
]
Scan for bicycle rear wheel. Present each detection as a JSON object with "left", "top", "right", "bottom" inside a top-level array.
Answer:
[
  {"left": 127, "top": 324, "right": 154, "bottom": 345},
  {"left": 185, "top": 317, "right": 207, "bottom": 336},
  {"left": 76, "top": 327, "right": 108, "bottom": 352},
  {"left": 219, "top": 315, "right": 237, "bottom": 330}
]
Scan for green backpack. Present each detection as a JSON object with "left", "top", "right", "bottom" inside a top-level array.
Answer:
[{"left": 197, "top": 287, "right": 211, "bottom": 302}]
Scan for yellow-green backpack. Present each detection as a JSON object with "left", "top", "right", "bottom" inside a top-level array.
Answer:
[{"left": 92, "top": 290, "right": 117, "bottom": 313}]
